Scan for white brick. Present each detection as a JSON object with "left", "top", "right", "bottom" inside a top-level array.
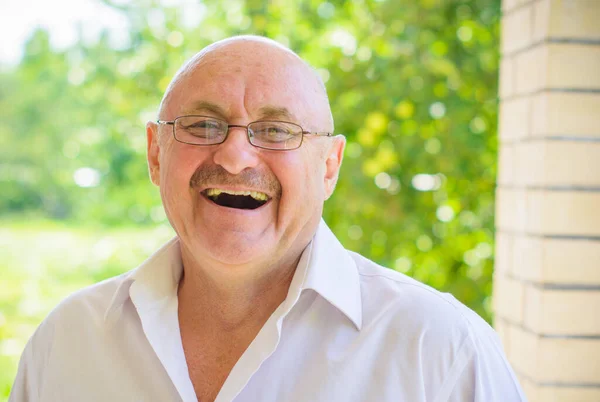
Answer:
[
  {"left": 538, "top": 337, "right": 600, "bottom": 383},
  {"left": 503, "top": 0, "right": 521, "bottom": 12},
  {"left": 531, "top": 92, "right": 600, "bottom": 138},
  {"left": 527, "top": 190, "right": 600, "bottom": 236},
  {"left": 502, "top": 4, "right": 534, "bottom": 54},
  {"left": 539, "top": 0, "right": 600, "bottom": 40},
  {"left": 494, "top": 317, "right": 511, "bottom": 355},
  {"left": 547, "top": 44, "right": 600, "bottom": 89},
  {"left": 524, "top": 286, "right": 600, "bottom": 335},
  {"left": 499, "top": 96, "right": 531, "bottom": 141},
  {"left": 513, "top": 141, "right": 544, "bottom": 186},
  {"left": 494, "top": 232, "right": 513, "bottom": 274},
  {"left": 512, "top": 234, "right": 543, "bottom": 281},
  {"left": 509, "top": 236, "right": 600, "bottom": 285},
  {"left": 536, "top": 387, "right": 600, "bottom": 402},
  {"left": 508, "top": 326, "right": 600, "bottom": 383},
  {"left": 542, "top": 141, "right": 600, "bottom": 187},
  {"left": 507, "top": 325, "right": 538, "bottom": 377},
  {"left": 533, "top": 0, "right": 552, "bottom": 42},
  {"left": 542, "top": 238, "right": 600, "bottom": 285},
  {"left": 535, "top": 0, "right": 600, "bottom": 42},
  {"left": 496, "top": 188, "right": 528, "bottom": 232},
  {"left": 497, "top": 144, "right": 515, "bottom": 185},
  {"left": 512, "top": 140, "right": 600, "bottom": 187},
  {"left": 510, "top": 43, "right": 600, "bottom": 95},
  {"left": 499, "top": 57, "right": 516, "bottom": 98},
  {"left": 521, "top": 377, "right": 538, "bottom": 402},
  {"left": 514, "top": 45, "right": 547, "bottom": 94},
  {"left": 493, "top": 275, "right": 525, "bottom": 323}
]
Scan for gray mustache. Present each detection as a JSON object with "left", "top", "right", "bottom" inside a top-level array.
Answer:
[{"left": 190, "top": 165, "right": 282, "bottom": 197}]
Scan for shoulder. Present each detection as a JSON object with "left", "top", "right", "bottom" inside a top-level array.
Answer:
[
  {"left": 25, "top": 271, "right": 132, "bottom": 352},
  {"left": 10, "top": 271, "right": 133, "bottom": 398},
  {"left": 48, "top": 271, "right": 131, "bottom": 325},
  {"left": 348, "top": 250, "right": 498, "bottom": 351},
  {"left": 347, "top": 251, "right": 525, "bottom": 400},
  {"left": 26, "top": 236, "right": 179, "bottom": 346}
]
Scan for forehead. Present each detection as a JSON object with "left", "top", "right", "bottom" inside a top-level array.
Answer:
[{"left": 165, "top": 47, "right": 322, "bottom": 124}]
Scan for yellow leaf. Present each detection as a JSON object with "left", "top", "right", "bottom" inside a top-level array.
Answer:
[
  {"left": 362, "top": 158, "right": 381, "bottom": 177},
  {"left": 365, "top": 111, "right": 388, "bottom": 134},
  {"left": 357, "top": 128, "right": 376, "bottom": 147},
  {"left": 394, "top": 101, "right": 415, "bottom": 119},
  {"left": 376, "top": 147, "right": 398, "bottom": 170}
]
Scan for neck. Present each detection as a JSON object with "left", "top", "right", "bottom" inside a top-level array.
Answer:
[{"left": 177, "top": 248, "right": 300, "bottom": 332}]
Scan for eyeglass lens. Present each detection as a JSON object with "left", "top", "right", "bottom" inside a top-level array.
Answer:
[{"left": 174, "top": 116, "right": 303, "bottom": 150}]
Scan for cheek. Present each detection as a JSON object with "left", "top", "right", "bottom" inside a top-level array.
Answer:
[
  {"left": 159, "top": 146, "right": 206, "bottom": 200},
  {"left": 277, "top": 152, "right": 326, "bottom": 203}
]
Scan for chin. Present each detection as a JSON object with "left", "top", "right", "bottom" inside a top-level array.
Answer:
[{"left": 197, "top": 231, "right": 272, "bottom": 267}]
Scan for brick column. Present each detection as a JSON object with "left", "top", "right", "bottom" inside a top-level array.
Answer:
[{"left": 494, "top": 0, "right": 600, "bottom": 401}]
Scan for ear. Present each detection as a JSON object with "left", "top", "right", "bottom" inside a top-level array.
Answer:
[
  {"left": 323, "top": 135, "right": 346, "bottom": 200},
  {"left": 146, "top": 121, "right": 161, "bottom": 186}
]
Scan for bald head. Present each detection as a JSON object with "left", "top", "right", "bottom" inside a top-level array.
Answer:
[{"left": 158, "top": 35, "right": 333, "bottom": 134}]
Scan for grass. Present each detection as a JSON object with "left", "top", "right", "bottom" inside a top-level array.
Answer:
[{"left": 0, "top": 222, "right": 175, "bottom": 401}]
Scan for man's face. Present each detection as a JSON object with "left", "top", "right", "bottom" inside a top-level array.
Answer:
[{"left": 146, "top": 41, "right": 344, "bottom": 270}]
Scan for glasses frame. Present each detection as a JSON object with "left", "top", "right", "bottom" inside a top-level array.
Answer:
[{"left": 156, "top": 115, "right": 333, "bottom": 151}]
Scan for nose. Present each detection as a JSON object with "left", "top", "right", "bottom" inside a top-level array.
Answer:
[{"left": 212, "top": 126, "right": 260, "bottom": 175}]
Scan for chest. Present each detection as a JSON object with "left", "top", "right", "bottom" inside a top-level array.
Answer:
[{"left": 181, "top": 332, "right": 255, "bottom": 402}]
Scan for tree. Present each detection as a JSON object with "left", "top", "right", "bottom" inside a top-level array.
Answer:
[{"left": 0, "top": 0, "right": 501, "bottom": 320}]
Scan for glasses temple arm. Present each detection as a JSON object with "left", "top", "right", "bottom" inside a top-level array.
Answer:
[{"left": 303, "top": 131, "right": 332, "bottom": 137}]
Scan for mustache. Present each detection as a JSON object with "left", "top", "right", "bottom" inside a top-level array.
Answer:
[{"left": 189, "top": 164, "right": 282, "bottom": 197}]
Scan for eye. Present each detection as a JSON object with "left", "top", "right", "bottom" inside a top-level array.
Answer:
[
  {"left": 264, "top": 127, "right": 294, "bottom": 142},
  {"left": 187, "top": 119, "right": 220, "bottom": 130},
  {"left": 252, "top": 122, "right": 297, "bottom": 143},
  {"left": 266, "top": 126, "right": 290, "bottom": 136},
  {"left": 178, "top": 117, "right": 224, "bottom": 138}
]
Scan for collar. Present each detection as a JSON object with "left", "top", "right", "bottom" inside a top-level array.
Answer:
[
  {"left": 103, "top": 237, "right": 181, "bottom": 323},
  {"left": 302, "top": 220, "right": 362, "bottom": 329},
  {"left": 104, "top": 220, "right": 362, "bottom": 330}
]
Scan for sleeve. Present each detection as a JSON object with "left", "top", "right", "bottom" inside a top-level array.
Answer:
[
  {"left": 9, "top": 339, "right": 37, "bottom": 402},
  {"left": 9, "top": 319, "right": 54, "bottom": 402},
  {"left": 433, "top": 321, "right": 528, "bottom": 402}
]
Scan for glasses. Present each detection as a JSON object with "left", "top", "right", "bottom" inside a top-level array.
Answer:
[{"left": 156, "top": 115, "right": 332, "bottom": 151}]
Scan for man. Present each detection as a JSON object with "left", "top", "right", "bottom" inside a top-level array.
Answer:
[{"left": 11, "top": 36, "right": 526, "bottom": 402}]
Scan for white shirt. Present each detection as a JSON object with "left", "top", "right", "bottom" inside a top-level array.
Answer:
[{"left": 10, "top": 220, "right": 526, "bottom": 402}]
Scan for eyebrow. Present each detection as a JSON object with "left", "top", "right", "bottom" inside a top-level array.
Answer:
[
  {"left": 182, "top": 101, "right": 228, "bottom": 118},
  {"left": 183, "top": 101, "right": 298, "bottom": 123},
  {"left": 256, "top": 106, "right": 298, "bottom": 122}
]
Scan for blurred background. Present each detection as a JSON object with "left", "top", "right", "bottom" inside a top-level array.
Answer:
[{"left": 0, "top": 0, "right": 500, "bottom": 397}]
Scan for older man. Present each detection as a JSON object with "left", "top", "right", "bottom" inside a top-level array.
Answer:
[{"left": 11, "top": 36, "right": 525, "bottom": 402}]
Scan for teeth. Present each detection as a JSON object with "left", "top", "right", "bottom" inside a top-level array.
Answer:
[
  {"left": 205, "top": 188, "right": 268, "bottom": 201},
  {"left": 250, "top": 191, "right": 268, "bottom": 201},
  {"left": 206, "top": 188, "right": 222, "bottom": 197}
]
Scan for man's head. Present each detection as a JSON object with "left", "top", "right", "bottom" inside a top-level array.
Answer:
[{"left": 146, "top": 35, "right": 345, "bottom": 271}]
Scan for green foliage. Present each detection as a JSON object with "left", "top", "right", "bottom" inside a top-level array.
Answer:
[{"left": 0, "top": 0, "right": 500, "bottom": 398}]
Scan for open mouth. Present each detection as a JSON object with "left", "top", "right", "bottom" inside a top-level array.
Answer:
[{"left": 203, "top": 188, "right": 269, "bottom": 210}]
